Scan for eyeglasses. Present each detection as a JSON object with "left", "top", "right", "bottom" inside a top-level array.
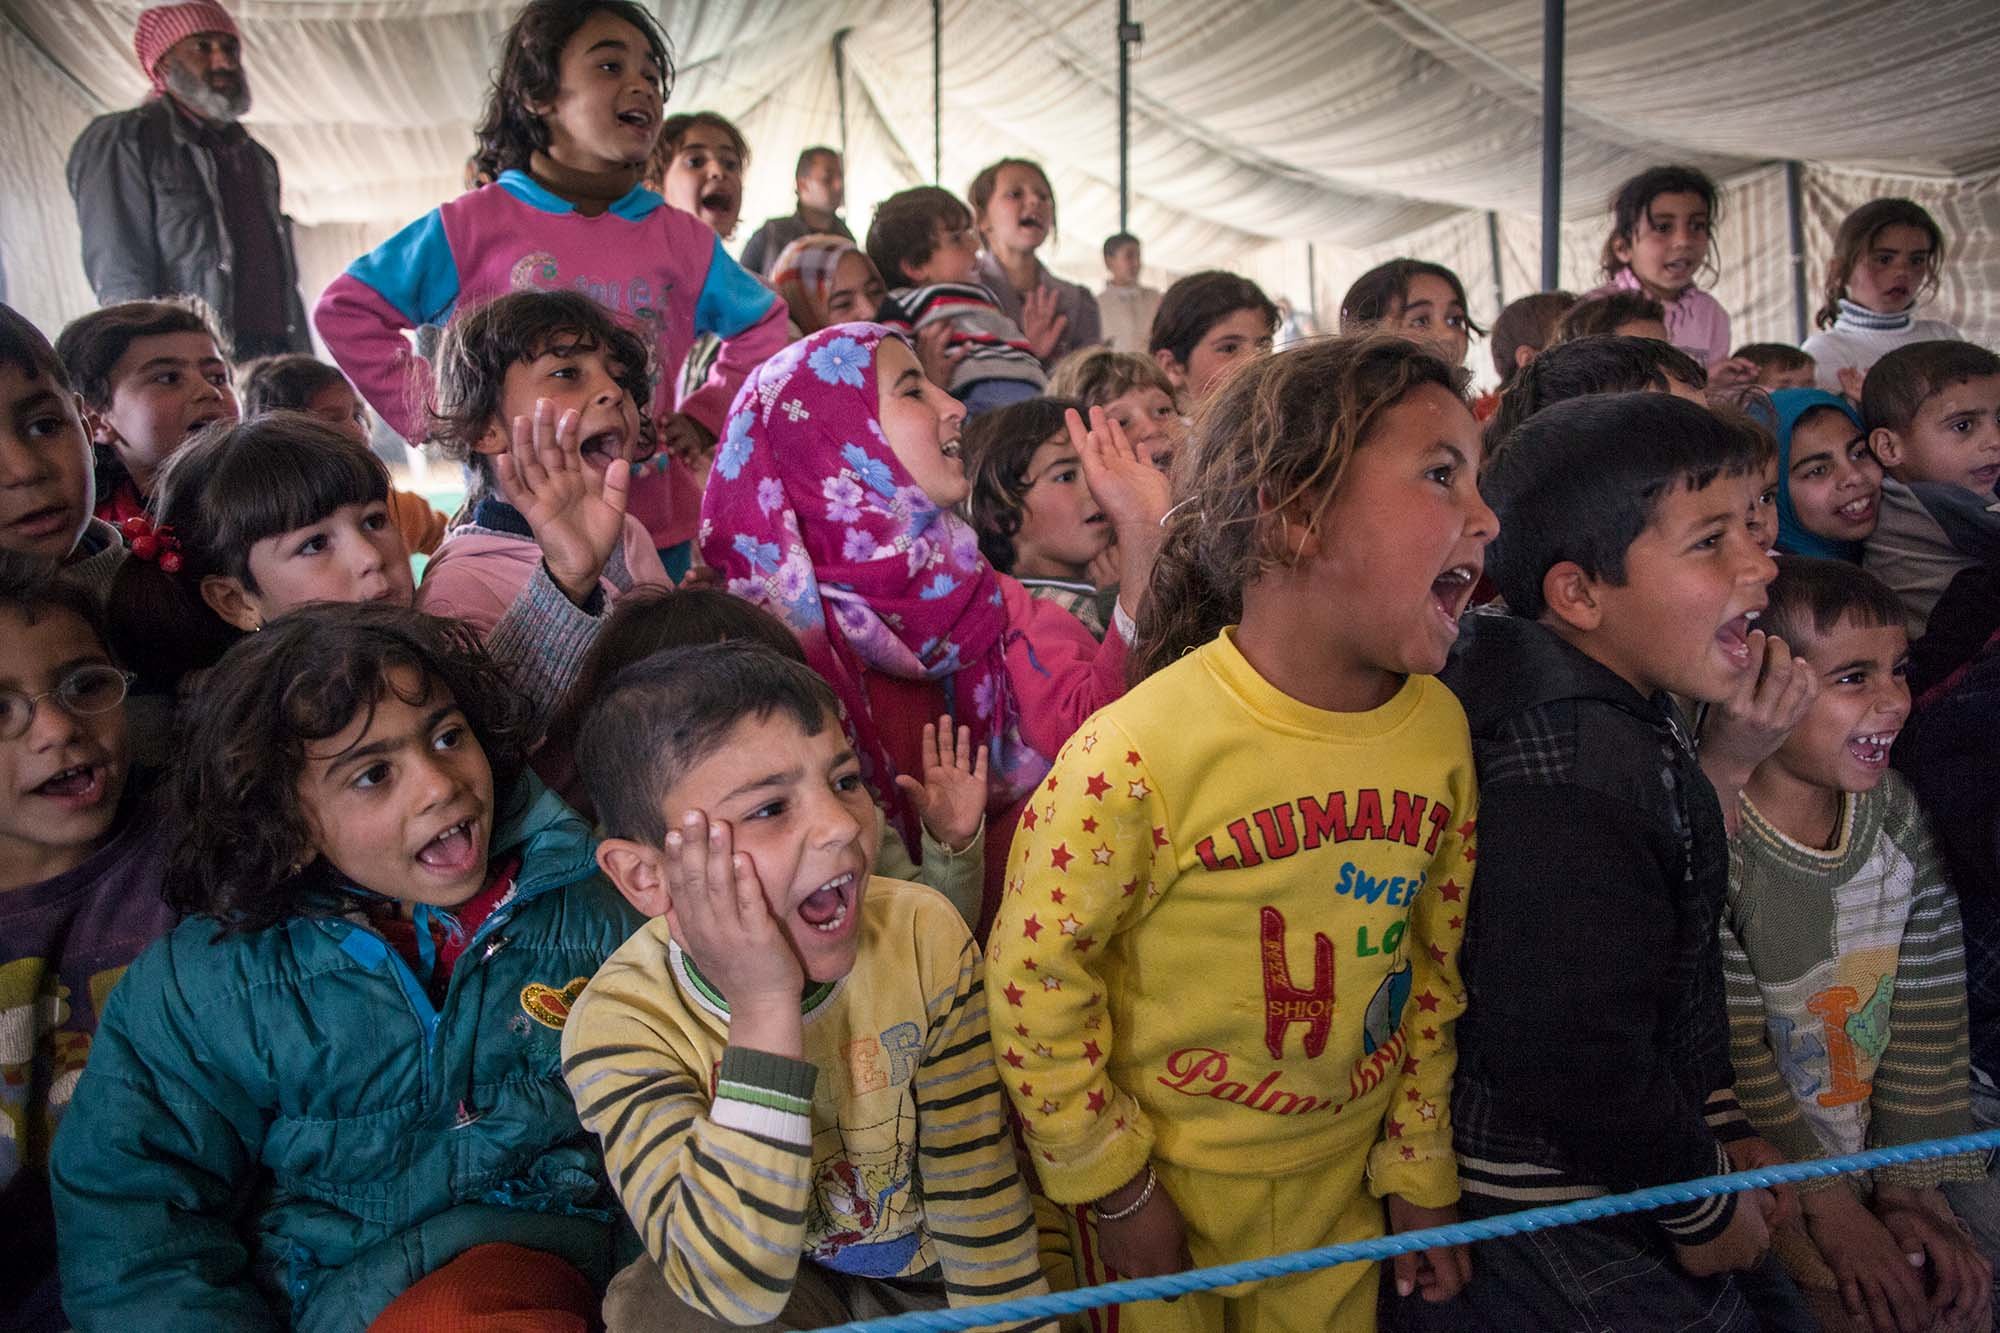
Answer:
[{"left": 0, "top": 664, "right": 133, "bottom": 740}]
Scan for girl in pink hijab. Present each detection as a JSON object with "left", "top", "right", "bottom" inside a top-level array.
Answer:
[{"left": 701, "top": 322, "right": 1164, "bottom": 930}]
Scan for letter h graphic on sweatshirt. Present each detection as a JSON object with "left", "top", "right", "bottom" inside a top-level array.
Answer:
[
  {"left": 985, "top": 632, "right": 1476, "bottom": 1208},
  {"left": 314, "top": 172, "right": 787, "bottom": 551}
]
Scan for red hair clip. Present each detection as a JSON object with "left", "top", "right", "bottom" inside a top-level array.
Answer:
[{"left": 119, "top": 515, "right": 184, "bottom": 574}]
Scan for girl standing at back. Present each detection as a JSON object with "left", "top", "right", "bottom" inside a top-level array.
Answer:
[
  {"left": 1802, "top": 198, "right": 1958, "bottom": 397},
  {"left": 1593, "top": 165, "right": 1756, "bottom": 387},
  {"left": 700, "top": 323, "right": 1164, "bottom": 931},
  {"left": 970, "top": 157, "right": 1103, "bottom": 367},
  {"left": 987, "top": 335, "right": 1492, "bottom": 1331},
  {"left": 314, "top": 0, "right": 786, "bottom": 578}
]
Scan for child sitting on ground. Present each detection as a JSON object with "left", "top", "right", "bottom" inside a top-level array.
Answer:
[
  {"left": 1858, "top": 340, "right": 2000, "bottom": 640},
  {"left": 962, "top": 397, "right": 1117, "bottom": 639},
  {"left": 0, "top": 305, "right": 126, "bottom": 591},
  {"left": 51, "top": 603, "right": 640, "bottom": 1331},
  {"left": 237, "top": 354, "right": 449, "bottom": 554},
  {"left": 1724, "top": 556, "right": 1992, "bottom": 1333},
  {"left": 1738, "top": 343, "right": 1819, "bottom": 392},
  {"left": 53, "top": 299, "right": 235, "bottom": 528},
  {"left": 1805, "top": 200, "right": 1959, "bottom": 398},
  {"left": 1047, "top": 344, "right": 1184, "bottom": 473},
  {"left": 1407, "top": 392, "right": 1813, "bottom": 1331},
  {"left": 993, "top": 336, "right": 1490, "bottom": 1330},
  {"left": 867, "top": 186, "right": 1049, "bottom": 414},
  {"left": 563, "top": 640, "right": 1053, "bottom": 1328},
  {"left": 1148, "top": 270, "right": 1278, "bottom": 406},
  {"left": 0, "top": 577, "right": 173, "bottom": 1333},
  {"left": 535, "top": 586, "right": 990, "bottom": 925}
]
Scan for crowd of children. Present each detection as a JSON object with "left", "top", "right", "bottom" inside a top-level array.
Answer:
[{"left": 8, "top": 3, "right": 2000, "bottom": 1331}]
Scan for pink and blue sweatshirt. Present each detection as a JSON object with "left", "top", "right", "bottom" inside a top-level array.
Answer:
[{"left": 313, "top": 172, "right": 788, "bottom": 550}]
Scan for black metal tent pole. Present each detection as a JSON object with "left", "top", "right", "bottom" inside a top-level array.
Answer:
[
  {"left": 932, "top": 0, "right": 943, "bottom": 183},
  {"left": 1540, "top": 0, "right": 1564, "bottom": 290},
  {"left": 1785, "top": 159, "right": 1810, "bottom": 343},
  {"left": 1117, "top": 0, "right": 1142, "bottom": 232}
]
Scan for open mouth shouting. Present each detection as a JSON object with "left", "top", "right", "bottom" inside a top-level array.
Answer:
[
  {"left": 1715, "top": 608, "right": 1761, "bottom": 670},
  {"left": 1430, "top": 562, "right": 1479, "bottom": 634},
  {"left": 796, "top": 870, "right": 859, "bottom": 937},
  {"left": 1846, "top": 729, "right": 1898, "bottom": 771},
  {"left": 414, "top": 815, "right": 485, "bottom": 880},
  {"left": 580, "top": 426, "right": 629, "bottom": 469},
  {"left": 28, "top": 760, "right": 110, "bottom": 814},
  {"left": 616, "top": 105, "right": 656, "bottom": 136}
]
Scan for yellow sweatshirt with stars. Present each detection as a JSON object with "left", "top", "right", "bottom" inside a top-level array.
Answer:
[{"left": 987, "top": 629, "right": 1477, "bottom": 1208}]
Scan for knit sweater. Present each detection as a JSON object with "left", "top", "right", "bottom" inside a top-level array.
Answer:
[
  {"left": 1725, "top": 773, "right": 1982, "bottom": 1192},
  {"left": 987, "top": 629, "right": 1475, "bottom": 1209},
  {"left": 1441, "top": 612, "right": 1751, "bottom": 1244},
  {"left": 561, "top": 877, "right": 1049, "bottom": 1327},
  {"left": 1802, "top": 300, "right": 1962, "bottom": 394},
  {"left": 877, "top": 284, "right": 1047, "bottom": 395}
]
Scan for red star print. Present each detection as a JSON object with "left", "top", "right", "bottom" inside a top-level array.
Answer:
[
  {"left": 1045, "top": 774, "right": 1060, "bottom": 793},
  {"left": 1427, "top": 943, "right": 1448, "bottom": 966},
  {"left": 1019, "top": 1081, "right": 1034, "bottom": 1097},
  {"left": 1086, "top": 773, "right": 1111, "bottom": 799},
  {"left": 1051, "top": 887, "right": 1067, "bottom": 904},
  {"left": 1406, "top": 1087, "right": 1422, "bottom": 1102},
  {"left": 1401, "top": 1145, "right": 1417, "bottom": 1161},
  {"left": 1022, "top": 807, "right": 1038, "bottom": 830},
  {"left": 1050, "top": 843, "right": 1074, "bottom": 872},
  {"left": 1448, "top": 915, "right": 1463, "bottom": 930},
  {"left": 1076, "top": 935, "right": 1097, "bottom": 953},
  {"left": 1085, "top": 992, "right": 1101, "bottom": 1007},
  {"left": 1417, "top": 990, "right": 1440, "bottom": 1012},
  {"left": 1465, "top": 846, "right": 1477, "bottom": 862},
  {"left": 1022, "top": 915, "right": 1043, "bottom": 941},
  {"left": 1081, "top": 815, "right": 1099, "bottom": 833},
  {"left": 1421, "top": 1026, "right": 1438, "bottom": 1041},
  {"left": 1081, "top": 732, "right": 1098, "bottom": 752},
  {"left": 1083, "top": 1040, "right": 1103, "bottom": 1065},
  {"left": 1015, "top": 1024, "right": 1030, "bottom": 1037},
  {"left": 1152, "top": 826, "right": 1169, "bottom": 848},
  {"left": 1125, "top": 750, "right": 1141, "bottom": 766},
  {"left": 1003, "top": 982, "right": 1025, "bottom": 1006},
  {"left": 1438, "top": 879, "right": 1464, "bottom": 902},
  {"left": 1387, "top": 1118, "right": 1404, "bottom": 1138},
  {"left": 1039, "top": 1098, "right": 1059, "bottom": 1116},
  {"left": 1087, "top": 1089, "right": 1107, "bottom": 1114},
  {"left": 1003, "top": 1047, "right": 1024, "bottom": 1068},
  {"left": 1458, "top": 819, "right": 1476, "bottom": 841},
  {"left": 1403, "top": 1055, "right": 1421, "bottom": 1075},
  {"left": 1114, "top": 1116, "right": 1127, "bottom": 1130},
  {"left": 1022, "top": 957, "right": 1037, "bottom": 971},
  {"left": 1121, "top": 879, "right": 1139, "bottom": 897}
]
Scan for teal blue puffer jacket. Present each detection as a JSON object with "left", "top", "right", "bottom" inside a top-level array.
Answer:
[{"left": 51, "top": 779, "right": 644, "bottom": 1332}]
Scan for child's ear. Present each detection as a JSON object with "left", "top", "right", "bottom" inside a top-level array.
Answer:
[
  {"left": 81, "top": 403, "right": 119, "bottom": 448},
  {"left": 597, "top": 838, "right": 671, "bottom": 918},
  {"left": 473, "top": 417, "right": 511, "bottom": 457},
  {"left": 1154, "top": 348, "right": 1187, "bottom": 391},
  {"left": 1513, "top": 344, "right": 1538, "bottom": 372},
  {"left": 1610, "top": 233, "right": 1635, "bottom": 268},
  {"left": 199, "top": 575, "right": 265, "bottom": 632},
  {"left": 1540, "top": 561, "right": 1604, "bottom": 633},
  {"left": 1868, "top": 427, "right": 1904, "bottom": 470}
]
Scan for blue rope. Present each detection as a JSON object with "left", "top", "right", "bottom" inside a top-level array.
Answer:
[{"left": 807, "top": 1127, "right": 2000, "bottom": 1333}]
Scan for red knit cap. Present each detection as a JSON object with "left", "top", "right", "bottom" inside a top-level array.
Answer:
[{"left": 133, "top": 3, "right": 239, "bottom": 91}]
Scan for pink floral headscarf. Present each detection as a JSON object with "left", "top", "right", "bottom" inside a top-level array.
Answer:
[
  {"left": 769, "top": 234, "right": 866, "bottom": 334},
  {"left": 699, "top": 322, "right": 1049, "bottom": 854}
]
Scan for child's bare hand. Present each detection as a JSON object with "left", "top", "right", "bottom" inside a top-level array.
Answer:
[
  {"left": 1086, "top": 546, "right": 1121, "bottom": 593},
  {"left": 495, "top": 397, "right": 631, "bottom": 607},
  {"left": 664, "top": 811, "right": 804, "bottom": 1022},
  {"left": 1876, "top": 1187, "right": 1992, "bottom": 1331},
  {"left": 1021, "top": 285, "right": 1069, "bottom": 362},
  {"left": 1724, "top": 1135, "right": 1799, "bottom": 1229},
  {"left": 914, "top": 323, "right": 966, "bottom": 390},
  {"left": 1674, "top": 1188, "right": 1773, "bottom": 1277},
  {"left": 1096, "top": 1169, "right": 1191, "bottom": 1282},
  {"left": 1707, "top": 357, "right": 1761, "bottom": 392},
  {"left": 659, "top": 412, "right": 717, "bottom": 486},
  {"left": 1700, "top": 630, "right": 1817, "bottom": 820},
  {"left": 894, "top": 717, "right": 988, "bottom": 852},
  {"left": 677, "top": 561, "right": 722, "bottom": 591},
  {"left": 1387, "top": 1195, "right": 1471, "bottom": 1302},
  {"left": 1803, "top": 1187, "right": 1931, "bottom": 1332},
  {"left": 1069, "top": 406, "right": 1170, "bottom": 535}
]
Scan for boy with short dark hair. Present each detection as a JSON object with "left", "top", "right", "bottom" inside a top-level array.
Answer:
[
  {"left": 1859, "top": 339, "right": 2000, "bottom": 638},
  {"left": 1735, "top": 343, "right": 1818, "bottom": 391},
  {"left": 1556, "top": 289, "right": 1671, "bottom": 344},
  {"left": 1723, "top": 556, "right": 1993, "bottom": 1332},
  {"left": 0, "top": 305, "right": 126, "bottom": 596},
  {"left": 53, "top": 297, "right": 235, "bottom": 527},
  {"left": 867, "top": 186, "right": 1047, "bottom": 413},
  {"left": 1482, "top": 290, "right": 1577, "bottom": 411},
  {"left": 1484, "top": 331, "right": 1709, "bottom": 457},
  {"left": 0, "top": 575, "right": 173, "bottom": 1332},
  {"left": 562, "top": 641, "right": 1052, "bottom": 1330},
  {"left": 1096, "top": 231, "right": 1160, "bottom": 355},
  {"left": 739, "top": 146, "right": 853, "bottom": 278},
  {"left": 1403, "top": 392, "right": 1815, "bottom": 1330}
]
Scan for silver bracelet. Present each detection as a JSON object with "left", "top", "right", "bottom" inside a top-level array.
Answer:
[{"left": 1091, "top": 1167, "right": 1157, "bottom": 1222}]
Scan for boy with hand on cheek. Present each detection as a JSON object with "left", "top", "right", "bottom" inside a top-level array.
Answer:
[
  {"left": 1406, "top": 392, "right": 1814, "bottom": 1331},
  {"left": 564, "top": 642, "right": 1053, "bottom": 1330},
  {"left": 1859, "top": 340, "right": 2000, "bottom": 638}
]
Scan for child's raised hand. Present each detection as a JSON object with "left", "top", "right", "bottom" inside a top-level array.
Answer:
[
  {"left": 1086, "top": 545, "right": 1121, "bottom": 593},
  {"left": 1386, "top": 1195, "right": 1472, "bottom": 1303},
  {"left": 1707, "top": 356, "right": 1761, "bottom": 392},
  {"left": 664, "top": 811, "right": 804, "bottom": 1050},
  {"left": 1068, "top": 406, "right": 1170, "bottom": 535},
  {"left": 495, "top": 397, "right": 630, "bottom": 608},
  {"left": 893, "top": 717, "right": 988, "bottom": 853},
  {"left": 1699, "top": 629, "right": 1817, "bottom": 830},
  {"left": 1021, "top": 285, "right": 1069, "bottom": 363},
  {"left": 914, "top": 323, "right": 966, "bottom": 390},
  {"left": 659, "top": 412, "right": 717, "bottom": 487}
]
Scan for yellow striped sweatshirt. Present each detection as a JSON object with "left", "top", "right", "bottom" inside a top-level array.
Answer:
[{"left": 561, "top": 875, "right": 1050, "bottom": 1326}]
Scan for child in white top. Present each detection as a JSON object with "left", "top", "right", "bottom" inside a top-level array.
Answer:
[{"left": 1803, "top": 200, "right": 1960, "bottom": 399}]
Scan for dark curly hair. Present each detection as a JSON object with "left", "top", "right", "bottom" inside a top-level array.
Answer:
[
  {"left": 960, "top": 396, "right": 1082, "bottom": 573},
  {"left": 166, "top": 603, "right": 531, "bottom": 934},
  {"left": 471, "top": 0, "right": 676, "bottom": 182}
]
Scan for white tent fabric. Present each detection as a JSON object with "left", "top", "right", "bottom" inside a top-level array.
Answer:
[{"left": 4, "top": 0, "right": 1998, "bottom": 385}]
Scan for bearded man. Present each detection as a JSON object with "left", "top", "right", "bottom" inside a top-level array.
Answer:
[{"left": 66, "top": 2, "right": 308, "bottom": 357}]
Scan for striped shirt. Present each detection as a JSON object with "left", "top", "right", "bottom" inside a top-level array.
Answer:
[
  {"left": 1725, "top": 772, "right": 1984, "bottom": 1190},
  {"left": 561, "top": 876, "right": 1051, "bottom": 1327},
  {"left": 878, "top": 283, "right": 1048, "bottom": 395}
]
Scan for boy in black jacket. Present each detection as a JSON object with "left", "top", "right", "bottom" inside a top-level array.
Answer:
[{"left": 1400, "top": 393, "right": 1814, "bottom": 1331}]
